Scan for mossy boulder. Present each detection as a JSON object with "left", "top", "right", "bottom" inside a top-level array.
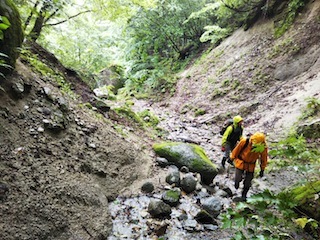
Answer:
[
  {"left": 162, "top": 188, "right": 181, "bottom": 207},
  {"left": 0, "top": 0, "right": 24, "bottom": 73},
  {"left": 153, "top": 142, "right": 218, "bottom": 185},
  {"left": 287, "top": 180, "right": 320, "bottom": 221},
  {"left": 297, "top": 119, "right": 320, "bottom": 139}
]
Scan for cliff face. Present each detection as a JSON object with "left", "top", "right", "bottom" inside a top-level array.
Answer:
[{"left": 0, "top": 53, "right": 152, "bottom": 239}]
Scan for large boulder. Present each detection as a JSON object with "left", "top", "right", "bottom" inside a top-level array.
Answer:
[
  {"left": 96, "top": 66, "right": 125, "bottom": 93},
  {"left": 153, "top": 142, "right": 218, "bottom": 185},
  {"left": 0, "top": 0, "right": 24, "bottom": 73}
]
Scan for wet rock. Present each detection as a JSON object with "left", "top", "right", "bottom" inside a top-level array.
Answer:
[
  {"left": 153, "top": 142, "right": 218, "bottom": 185},
  {"left": 39, "top": 107, "right": 52, "bottom": 115},
  {"left": 184, "top": 219, "right": 198, "bottom": 231},
  {"left": 200, "top": 196, "right": 222, "bottom": 218},
  {"left": 216, "top": 189, "right": 229, "bottom": 198},
  {"left": 165, "top": 170, "right": 180, "bottom": 186},
  {"left": 141, "top": 182, "right": 154, "bottom": 193},
  {"left": 43, "top": 86, "right": 54, "bottom": 101},
  {"left": 180, "top": 173, "right": 197, "bottom": 194},
  {"left": 92, "top": 98, "right": 111, "bottom": 112},
  {"left": 57, "top": 97, "right": 69, "bottom": 112},
  {"left": 154, "top": 220, "right": 170, "bottom": 237},
  {"left": 0, "top": 182, "right": 9, "bottom": 201},
  {"left": 148, "top": 199, "right": 172, "bottom": 219},
  {"left": 11, "top": 80, "right": 24, "bottom": 98},
  {"left": 43, "top": 110, "right": 67, "bottom": 133},
  {"left": 195, "top": 210, "right": 217, "bottom": 224},
  {"left": 0, "top": 110, "right": 8, "bottom": 118},
  {"left": 222, "top": 187, "right": 233, "bottom": 197},
  {"left": 162, "top": 188, "right": 181, "bottom": 207},
  {"left": 203, "top": 224, "right": 219, "bottom": 231},
  {"left": 156, "top": 157, "right": 169, "bottom": 167},
  {"left": 93, "top": 87, "right": 109, "bottom": 98},
  {"left": 233, "top": 196, "right": 246, "bottom": 202},
  {"left": 180, "top": 166, "right": 189, "bottom": 173},
  {"left": 196, "top": 189, "right": 210, "bottom": 199}
]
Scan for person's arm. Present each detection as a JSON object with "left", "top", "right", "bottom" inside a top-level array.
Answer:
[{"left": 260, "top": 147, "right": 268, "bottom": 170}]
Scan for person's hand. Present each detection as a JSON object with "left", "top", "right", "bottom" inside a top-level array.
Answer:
[
  {"left": 221, "top": 146, "right": 226, "bottom": 152},
  {"left": 259, "top": 170, "right": 264, "bottom": 178}
]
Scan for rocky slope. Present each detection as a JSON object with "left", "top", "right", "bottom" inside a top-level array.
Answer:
[{"left": 0, "top": 57, "right": 154, "bottom": 239}]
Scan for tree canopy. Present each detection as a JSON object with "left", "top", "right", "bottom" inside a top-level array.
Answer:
[{"left": 10, "top": 0, "right": 306, "bottom": 92}]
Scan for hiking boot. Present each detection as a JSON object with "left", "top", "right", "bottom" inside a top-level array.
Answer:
[
  {"left": 221, "top": 157, "right": 227, "bottom": 168},
  {"left": 241, "top": 188, "right": 249, "bottom": 202},
  {"left": 240, "top": 196, "right": 247, "bottom": 202}
]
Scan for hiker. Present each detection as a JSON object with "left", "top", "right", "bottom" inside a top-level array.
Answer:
[
  {"left": 221, "top": 115, "right": 244, "bottom": 168},
  {"left": 230, "top": 132, "right": 268, "bottom": 201}
]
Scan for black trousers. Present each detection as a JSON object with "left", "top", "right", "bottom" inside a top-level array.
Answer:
[{"left": 235, "top": 168, "right": 254, "bottom": 197}]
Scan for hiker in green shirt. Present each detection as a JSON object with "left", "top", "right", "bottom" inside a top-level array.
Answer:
[{"left": 221, "top": 115, "right": 244, "bottom": 168}]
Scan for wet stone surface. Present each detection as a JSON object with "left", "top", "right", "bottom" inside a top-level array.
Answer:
[{"left": 108, "top": 192, "right": 232, "bottom": 239}]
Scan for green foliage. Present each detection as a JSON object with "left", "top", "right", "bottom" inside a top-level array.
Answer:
[
  {"left": 124, "top": 0, "right": 212, "bottom": 93},
  {"left": 268, "top": 38, "right": 300, "bottom": 59},
  {"left": 251, "top": 143, "right": 266, "bottom": 153},
  {"left": 274, "top": 0, "right": 305, "bottom": 38},
  {"left": 165, "top": 189, "right": 180, "bottom": 200},
  {"left": 0, "top": 16, "right": 12, "bottom": 77},
  {"left": 113, "top": 105, "right": 144, "bottom": 126},
  {"left": 288, "top": 180, "right": 320, "bottom": 203},
  {"left": 20, "top": 48, "right": 76, "bottom": 98},
  {"left": 137, "top": 109, "right": 159, "bottom": 127},
  {"left": 300, "top": 97, "right": 320, "bottom": 120},
  {"left": 0, "top": 15, "right": 10, "bottom": 40},
  {"left": 221, "top": 189, "right": 316, "bottom": 239},
  {"left": 186, "top": 2, "right": 231, "bottom": 44},
  {"left": 269, "top": 134, "right": 319, "bottom": 164},
  {"left": 0, "top": 52, "right": 13, "bottom": 78},
  {"left": 195, "top": 108, "right": 206, "bottom": 117},
  {"left": 278, "top": 181, "right": 320, "bottom": 238}
]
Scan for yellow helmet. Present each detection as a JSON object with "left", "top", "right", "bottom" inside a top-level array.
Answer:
[
  {"left": 233, "top": 115, "right": 243, "bottom": 124},
  {"left": 251, "top": 132, "right": 266, "bottom": 144}
]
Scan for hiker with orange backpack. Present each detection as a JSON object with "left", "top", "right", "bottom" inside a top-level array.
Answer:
[
  {"left": 230, "top": 132, "right": 268, "bottom": 201},
  {"left": 221, "top": 115, "right": 244, "bottom": 168}
]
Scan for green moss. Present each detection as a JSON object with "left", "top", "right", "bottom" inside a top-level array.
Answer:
[
  {"left": 191, "top": 144, "right": 215, "bottom": 169},
  {"left": 79, "top": 102, "right": 93, "bottom": 109},
  {"left": 20, "top": 50, "right": 76, "bottom": 98},
  {"left": 153, "top": 142, "right": 182, "bottom": 160},
  {"left": 153, "top": 142, "right": 216, "bottom": 171},
  {"left": 291, "top": 180, "right": 320, "bottom": 203},
  {"left": 137, "top": 109, "right": 160, "bottom": 127},
  {"left": 165, "top": 189, "right": 180, "bottom": 200},
  {"left": 195, "top": 108, "right": 206, "bottom": 117},
  {"left": 274, "top": 0, "right": 305, "bottom": 38},
  {"left": 0, "top": 0, "right": 24, "bottom": 70},
  {"left": 113, "top": 105, "right": 144, "bottom": 126}
]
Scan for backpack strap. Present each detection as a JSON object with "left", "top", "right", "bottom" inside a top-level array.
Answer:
[{"left": 238, "top": 138, "right": 249, "bottom": 161}]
